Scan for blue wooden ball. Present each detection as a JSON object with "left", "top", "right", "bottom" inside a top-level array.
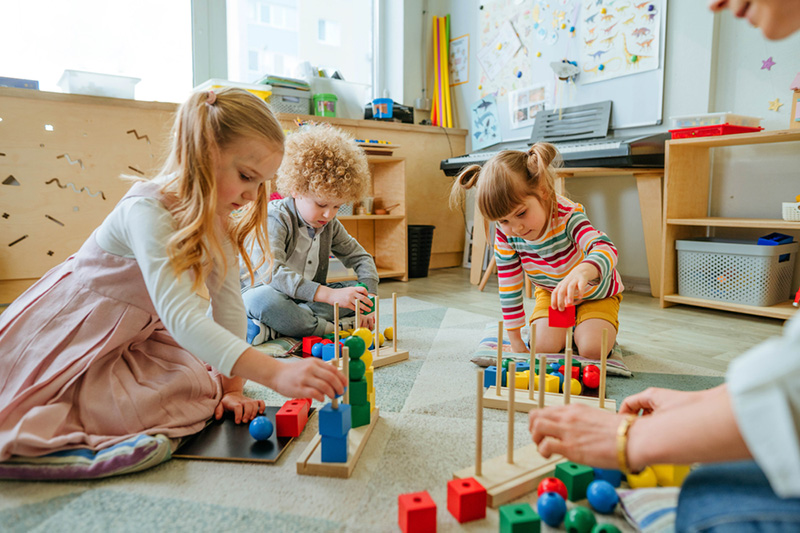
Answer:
[
  {"left": 311, "top": 342, "right": 324, "bottom": 358},
  {"left": 587, "top": 480, "right": 619, "bottom": 514},
  {"left": 249, "top": 416, "right": 274, "bottom": 441},
  {"left": 537, "top": 491, "right": 567, "bottom": 527}
]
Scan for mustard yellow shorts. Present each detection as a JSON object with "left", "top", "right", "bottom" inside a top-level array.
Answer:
[{"left": 530, "top": 287, "right": 622, "bottom": 332}]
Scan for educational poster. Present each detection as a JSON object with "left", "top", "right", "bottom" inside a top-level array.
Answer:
[
  {"left": 509, "top": 84, "right": 546, "bottom": 130},
  {"left": 478, "top": 0, "right": 580, "bottom": 99},
  {"left": 578, "top": 0, "right": 662, "bottom": 84},
  {"left": 470, "top": 95, "right": 502, "bottom": 151},
  {"left": 449, "top": 34, "right": 469, "bottom": 86},
  {"left": 477, "top": 21, "right": 523, "bottom": 82}
]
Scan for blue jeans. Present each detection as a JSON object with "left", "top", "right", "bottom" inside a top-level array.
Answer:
[
  {"left": 242, "top": 282, "right": 356, "bottom": 338},
  {"left": 676, "top": 461, "right": 800, "bottom": 533}
]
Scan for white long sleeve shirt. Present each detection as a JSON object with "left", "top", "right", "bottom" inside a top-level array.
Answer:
[
  {"left": 727, "top": 312, "right": 800, "bottom": 497},
  {"left": 94, "top": 195, "right": 250, "bottom": 377}
]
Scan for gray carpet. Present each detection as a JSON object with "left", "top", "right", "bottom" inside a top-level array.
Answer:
[{"left": 0, "top": 297, "right": 722, "bottom": 532}]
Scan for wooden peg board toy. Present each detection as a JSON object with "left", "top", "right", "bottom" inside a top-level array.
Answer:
[
  {"left": 483, "top": 323, "right": 616, "bottom": 413},
  {"left": 174, "top": 406, "right": 315, "bottom": 464},
  {"left": 297, "top": 345, "right": 381, "bottom": 478},
  {"left": 453, "top": 366, "right": 566, "bottom": 508},
  {"left": 333, "top": 292, "right": 409, "bottom": 369}
]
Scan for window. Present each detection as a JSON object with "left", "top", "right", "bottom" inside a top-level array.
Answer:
[
  {"left": 227, "top": 0, "right": 373, "bottom": 87},
  {"left": 0, "top": 0, "right": 193, "bottom": 103},
  {"left": 318, "top": 19, "right": 341, "bottom": 46}
]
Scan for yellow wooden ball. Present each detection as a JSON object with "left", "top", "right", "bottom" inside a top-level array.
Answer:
[
  {"left": 384, "top": 327, "right": 394, "bottom": 340},
  {"left": 353, "top": 328, "right": 373, "bottom": 348},
  {"left": 361, "top": 349, "right": 373, "bottom": 369},
  {"left": 568, "top": 378, "right": 582, "bottom": 395},
  {"left": 378, "top": 332, "right": 386, "bottom": 346},
  {"left": 627, "top": 466, "right": 658, "bottom": 489}
]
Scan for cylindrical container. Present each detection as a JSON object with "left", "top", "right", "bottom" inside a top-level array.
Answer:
[
  {"left": 408, "top": 225, "right": 436, "bottom": 278},
  {"left": 313, "top": 93, "right": 338, "bottom": 117},
  {"left": 372, "top": 98, "right": 393, "bottom": 119}
]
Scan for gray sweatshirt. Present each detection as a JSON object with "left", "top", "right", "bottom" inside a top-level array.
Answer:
[{"left": 240, "top": 198, "right": 378, "bottom": 301}]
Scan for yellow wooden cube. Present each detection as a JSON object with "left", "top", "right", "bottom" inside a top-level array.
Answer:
[
  {"left": 365, "top": 365, "right": 374, "bottom": 393},
  {"left": 652, "top": 464, "right": 691, "bottom": 487},
  {"left": 514, "top": 370, "right": 529, "bottom": 390},
  {"left": 369, "top": 389, "right": 375, "bottom": 412},
  {"left": 627, "top": 466, "right": 658, "bottom": 488},
  {"left": 532, "top": 373, "right": 560, "bottom": 393},
  {"left": 361, "top": 349, "right": 373, "bottom": 369}
]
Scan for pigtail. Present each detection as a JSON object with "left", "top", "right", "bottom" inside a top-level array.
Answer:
[
  {"left": 526, "top": 142, "right": 562, "bottom": 219},
  {"left": 449, "top": 164, "right": 482, "bottom": 211}
]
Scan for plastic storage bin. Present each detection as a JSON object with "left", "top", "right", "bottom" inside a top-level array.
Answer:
[
  {"left": 676, "top": 238, "right": 799, "bottom": 306},
  {"left": 372, "top": 98, "right": 393, "bottom": 118},
  {"left": 670, "top": 112, "right": 763, "bottom": 129},
  {"left": 669, "top": 124, "right": 763, "bottom": 139},
  {"left": 313, "top": 93, "right": 337, "bottom": 117},
  {"left": 57, "top": 70, "right": 140, "bottom": 99},
  {"left": 194, "top": 79, "right": 272, "bottom": 103},
  {"left": 267, "top": 86, "right": 311, "bottom": 114}
]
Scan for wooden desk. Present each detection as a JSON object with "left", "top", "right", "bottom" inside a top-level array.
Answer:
[{"left": 470, "top": 167, "right": 665, "bottom": 298}]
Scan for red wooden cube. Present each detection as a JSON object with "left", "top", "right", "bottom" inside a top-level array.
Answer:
[
  {"left": 302, "top": 336, "right": 323, "bottom": 355},
  {"left": 398, "top": 490, "right": 437, "bottom": 533},
  {"left": 447, "top": 477, "right": 486, "bottom": 523},
  {"left": 276, "top": 399, "right": 309, "bottom": 438},
  {"left": 548, "top": 305, "right": 576, "bottom": 328}
]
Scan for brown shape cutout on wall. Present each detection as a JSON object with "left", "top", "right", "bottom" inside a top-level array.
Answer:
[
  {"left": 57, "top": 153, "right": 84, "bottom": 169},
  {"left": 45, "top": 178, "right": 106, "bottom": 200},
  {"left": 45, "top": 214, "right": 65, "bottom": 226},
  {"left": 126, "top": 129, "right": 151, "bottom": 144},
  {"left": 8, "top": 235, "right": 28, "bottom": 247},
  {"left": 128, "top": 166, "right": 144, "bottom": 175},
  {"left": 3, "top": 175, "right": 20, "bottom": 186}
]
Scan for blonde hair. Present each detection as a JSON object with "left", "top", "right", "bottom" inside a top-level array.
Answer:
[
  {"left": 276, "top": 125, "right": 370, "bottom": 203},
  {"left": 449, "top": 142, "right": 562, "bottom": 222},
  {"left": 158, "top": 87, "right": 284, "bottom": 291}
]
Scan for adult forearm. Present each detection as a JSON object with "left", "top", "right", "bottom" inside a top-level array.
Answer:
[{"left": 626, "top": 386, "right": 751, "bottom": 471}]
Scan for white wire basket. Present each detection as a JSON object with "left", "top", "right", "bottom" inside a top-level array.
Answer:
[
  {"left": 782, "top": 202, "right": 800, "bottom": 221},
  {"left": 677, "top": 238, "right": 798, "bottom": 307}
]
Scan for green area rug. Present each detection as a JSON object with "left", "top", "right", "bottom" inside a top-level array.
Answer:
[{"left": 0, "top": 297, "right": 723, "bottom": 533}]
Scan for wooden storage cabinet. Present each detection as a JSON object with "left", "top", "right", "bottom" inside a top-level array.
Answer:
[
  {"left": 660, "top": 129, "right": 800, "bottom": 319},
  {"left": 332, "top": 155, "right": 408, "bottom": 282}
]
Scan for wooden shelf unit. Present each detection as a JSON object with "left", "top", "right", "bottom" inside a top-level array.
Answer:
[
  {"left": 660, "top": 129, "right": 800, "bottom": 319},
  {"left": 334, "top": 154, "right": 408, "bottom": 282}
]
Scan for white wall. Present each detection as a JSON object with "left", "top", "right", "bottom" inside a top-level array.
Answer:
[{"left": 398, "top": 1, "right": 800, "bottom": 291}]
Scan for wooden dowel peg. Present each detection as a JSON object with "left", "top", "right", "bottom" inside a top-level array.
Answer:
[
  {"left": 600, "top": 328, "right": 608, "bottom": 409},
  {"left": 507, "top": 362, "right": 516, "bottom": 464},
  {"left": 476, "top": 369, "right": 484, "bottom": 477},
  {"left": 496, "top": 321, "right": 503, "bottom": 396}
]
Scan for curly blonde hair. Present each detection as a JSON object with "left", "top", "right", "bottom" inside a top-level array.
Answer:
[{"left": 276, "top": 125, "right": 370, "bottom": 203}]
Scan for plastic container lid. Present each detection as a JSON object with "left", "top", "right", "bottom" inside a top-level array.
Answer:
[{"left": 313, "top": 93, "right": 338, "bottom": 101}]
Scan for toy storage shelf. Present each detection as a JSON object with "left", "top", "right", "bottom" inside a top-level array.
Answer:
[
  {"left": 661, "top": 129, "right": 800, "bottom": 319},
  {"left": 333, "top": 154, "right": 408, "bottom": 283}
]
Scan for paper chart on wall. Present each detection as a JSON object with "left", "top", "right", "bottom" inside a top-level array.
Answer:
[
  {"left": 449, "top": 34, "right": 470, "bottom": 86},
  {"left": 477, "top": 21, "right": 522, "bottom": 83},
  {"left": 470, "top": 95, "right": 502, "bottom": 151},
  {"left": 509, "top": 85, "right": 546, "bottom": 130},
  {"left": 578, "top": 0, "right": 662, "bottom": 84}
]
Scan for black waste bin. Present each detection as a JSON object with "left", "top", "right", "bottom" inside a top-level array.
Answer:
[{"left": 408, "top": 225, "right": 436, "bottom": 278}]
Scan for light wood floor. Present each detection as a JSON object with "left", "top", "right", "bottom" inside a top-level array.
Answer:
[{"left": 378, "top": 267, "right": 788, "bottom": 374}]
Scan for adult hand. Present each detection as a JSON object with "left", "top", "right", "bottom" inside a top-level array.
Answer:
[
  {"left": 619, "top": 387, "right": 709, "bottom": 416},
  {"left": 271, "top": 357, "right": 348, "bottom": 402},
  {"left": 528, "top": 404, "right": 622, "bottom": 469},
  {"left": 214, "top": 390, "right": 265, "bottom": 424}
]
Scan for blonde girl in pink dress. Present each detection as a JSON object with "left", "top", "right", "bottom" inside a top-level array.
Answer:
[{"left": 0, "top": 88, "right": 347, "bottom": 469}]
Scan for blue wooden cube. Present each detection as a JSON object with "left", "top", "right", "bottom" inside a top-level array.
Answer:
[
  {"left": 593, "top": 467, "right": 623, "bottom": 487},
  {"left": 484, "top": 366, "right": 507, "bottom": 388},
  {"left": 516, "top": 361, "right": 531, "bottom": 373},
  {"left": 322, "top": 343, "right": 337, "bottom": 361},
  {"left": 321, "top": 435, "right": 348, "bottom": 462},
  {"left": 319, "top": 403, "right": 351, "bottom": 438}
]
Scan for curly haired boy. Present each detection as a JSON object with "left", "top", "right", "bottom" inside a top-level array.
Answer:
[{"left": 241, "top": 125, "right": 378, "bottom": 343}]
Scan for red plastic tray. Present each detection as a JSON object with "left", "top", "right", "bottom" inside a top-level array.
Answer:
[{"left": 669, "top": 124, "right": 764, "bottom": 139}]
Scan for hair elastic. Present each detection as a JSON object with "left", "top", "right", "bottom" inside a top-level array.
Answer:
[{"left": 206, "top": 91, "right": 217, "bottom": 105}]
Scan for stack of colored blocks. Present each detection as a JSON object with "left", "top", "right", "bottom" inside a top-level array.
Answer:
[
  {"left": 275, "top": 399, "right": 309, "bottom": 438},
  {"left": 344, "top": 335, "right": 372, "bottom": 427},
  {"left": 319, "top": 402, "right": 351, "bottom": 463}
]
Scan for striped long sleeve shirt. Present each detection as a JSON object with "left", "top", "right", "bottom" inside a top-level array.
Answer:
[{"left": 495, "top": 195, "right": 624, "bottom": 330}]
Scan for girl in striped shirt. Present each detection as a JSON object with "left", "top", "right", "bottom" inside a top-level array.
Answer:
[{"left": 451, "top": 143, "right": 623, "bottom": 359}]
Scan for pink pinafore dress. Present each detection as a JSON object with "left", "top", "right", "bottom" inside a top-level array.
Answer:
[{"left": 0, "top": 181, "right": 223, "bottom": 461}]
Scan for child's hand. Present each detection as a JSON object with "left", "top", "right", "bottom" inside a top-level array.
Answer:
[
  {"left": 271, "top": 358, "right": 348, "bottom": 402},
  {"left": 359, "top": 312, "right": 375, "bottom": 331},
  {"left": 551, "top": 263, "right": 599, "bottom": 311},
  {"left": 214, "top": 391, "right": 266, "bottom": 424},
  {"left": 330, "top": 286, "right": 373, "bottom": 312}
]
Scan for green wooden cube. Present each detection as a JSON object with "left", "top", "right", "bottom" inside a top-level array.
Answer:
[
  {"left": 349, "top": 378, "right": 368, "bottom": 405},
  {"left": 555, "top": 461, "right": 595, "bottom": 501},
  {"left": 499, "top": 503, "right": 540, "bottom": 533},
  {"left": 351, "top": 403, "right": 371, "bottom": 428}
]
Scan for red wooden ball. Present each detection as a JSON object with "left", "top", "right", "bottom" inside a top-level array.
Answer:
[
  {"left": 320, "top": 339, "right": 334, "bottom": 345},
  {"left": 537, "top": 477, "right": 568, "bottom": 501},
  {"left": 582, "top": 368, "right": 600, "bottom": 389}
]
